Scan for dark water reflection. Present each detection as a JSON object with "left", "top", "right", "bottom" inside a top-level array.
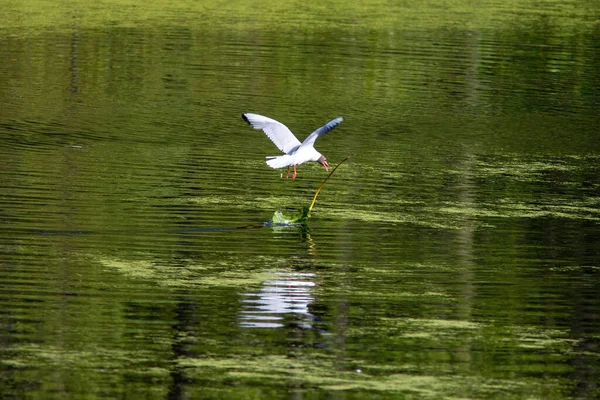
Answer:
[{"left": 2, "top": 1, "right": 600, "bottom": 398}]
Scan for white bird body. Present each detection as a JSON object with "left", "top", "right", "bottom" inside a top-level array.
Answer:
[{"left": 242, "top": 113, "right": 344, "bottom": 179}]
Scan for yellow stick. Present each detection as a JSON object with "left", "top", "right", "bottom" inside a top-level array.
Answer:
[{"left": 308, "top": 156, "right": 350, "bottom": 212}]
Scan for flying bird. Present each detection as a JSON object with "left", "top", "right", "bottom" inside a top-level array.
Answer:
[{"left": 242, "top": 113, "right": 344, "bottom": 180}]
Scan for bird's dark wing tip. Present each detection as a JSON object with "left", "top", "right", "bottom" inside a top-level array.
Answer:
[
  {"left": 324, "top": 116, "right": 344, "bottom": 131},
  {"left": 241, "top": 113, "right": 250, "bottom": 124}
]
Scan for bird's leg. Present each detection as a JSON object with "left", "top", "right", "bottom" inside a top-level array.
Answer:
[
  {"left": 285, "top": 167, "right": 291, "bottom": 179},
  {"left": 292, "top": 165, "right": 297, "bottom": 180}
]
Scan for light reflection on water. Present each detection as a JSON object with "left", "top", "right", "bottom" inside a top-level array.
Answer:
[{"left": 240, "top": 272, "right": 316, "bottom": 329}]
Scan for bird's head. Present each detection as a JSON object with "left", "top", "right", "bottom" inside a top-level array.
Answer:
[{"left": 317, "top": 155, "right": 330, "bottom": 171}]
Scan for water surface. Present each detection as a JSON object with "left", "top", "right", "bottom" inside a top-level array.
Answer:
[{"left": 1, "top": 1, "right": 599, "bottom": 398}]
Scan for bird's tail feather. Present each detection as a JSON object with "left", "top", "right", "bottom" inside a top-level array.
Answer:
[{"left": 265, "top": 155, "right": 293, "bottom": 169}]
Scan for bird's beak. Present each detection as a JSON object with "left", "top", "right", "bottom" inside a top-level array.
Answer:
[{"left": 318, "top": 155, "right": 329, "bottom": 171}]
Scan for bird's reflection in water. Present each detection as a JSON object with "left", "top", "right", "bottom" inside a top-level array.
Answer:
[{"left": 240, "top": 272, "right": 315, "bottom": 329}]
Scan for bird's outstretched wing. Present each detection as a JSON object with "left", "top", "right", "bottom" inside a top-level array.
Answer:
[
  {"left": 301, "top": 117, "right": 344, "bottom": 148},
  {"left": 242, "top": 113, "right": 302, "bottom": 154}
]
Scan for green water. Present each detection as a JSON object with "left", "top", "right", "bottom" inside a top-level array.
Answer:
[{"left": 1, "top": 1, "right": 599, "bottom": 398}]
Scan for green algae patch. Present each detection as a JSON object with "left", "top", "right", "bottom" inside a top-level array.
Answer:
[
  {"left": 332, "top": 285, "right": 455, "bottom": 302},
  {"left": 474, "top": 157, "right": 581, "bottom": 181},
  {"left": 429, "top": 198, "right": 600, "bottom": 223},
  {"left": 177, "top": 353, "right": 565, "bottom": 397},
  {"left": 98, "top": 256, "right": 277, "bottom": 288},
  {"left": 2, "top": 343, "right": 168, "bottom": 374},
  {"left": 177, "top": 354, "right": 451, "bottom": 393},
  {"left": 400, "top": 318, "right": 482, "bottom": 330},
  {"left": 324, "top": 207, "right": 462, "bottom": 229},
  {"left": 185, "top": 195, "right": 253, "bottom": 207},
  {"left": 346, "top": 316, "right": 580, "bottom": 360},
  {"left": 348, "top": 317, "right": 484, "bottom": 343},
  {"left": 513, "top": 327, "right": 580, "bottom": 352},
  {"left": 549, "top": 265, "right": 600, "bottom": 272}
]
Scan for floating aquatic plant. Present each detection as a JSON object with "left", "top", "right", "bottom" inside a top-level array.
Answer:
[{"left": 271, "top": 157, "right": 349, "bottom": 225}]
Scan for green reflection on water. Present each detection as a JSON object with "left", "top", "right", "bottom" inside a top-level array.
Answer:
[{"left": 2, "top": 0, "right": 600, "bottom": 398}]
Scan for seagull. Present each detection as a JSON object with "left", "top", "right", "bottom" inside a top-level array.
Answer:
[{"left": 242, "top": 113, "right": 344, "bottom": 180}]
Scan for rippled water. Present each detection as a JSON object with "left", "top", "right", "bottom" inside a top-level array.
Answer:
[{"left": 1, "top": 1, "right": 600, "bottom": 398}]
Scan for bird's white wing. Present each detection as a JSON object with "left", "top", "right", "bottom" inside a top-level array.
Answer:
[
  {"left": 242, "top": 113, "right": 302, "bottom": 154},
  {"left": 301, "top": 117, "right": 344, "bottom": 148}
]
